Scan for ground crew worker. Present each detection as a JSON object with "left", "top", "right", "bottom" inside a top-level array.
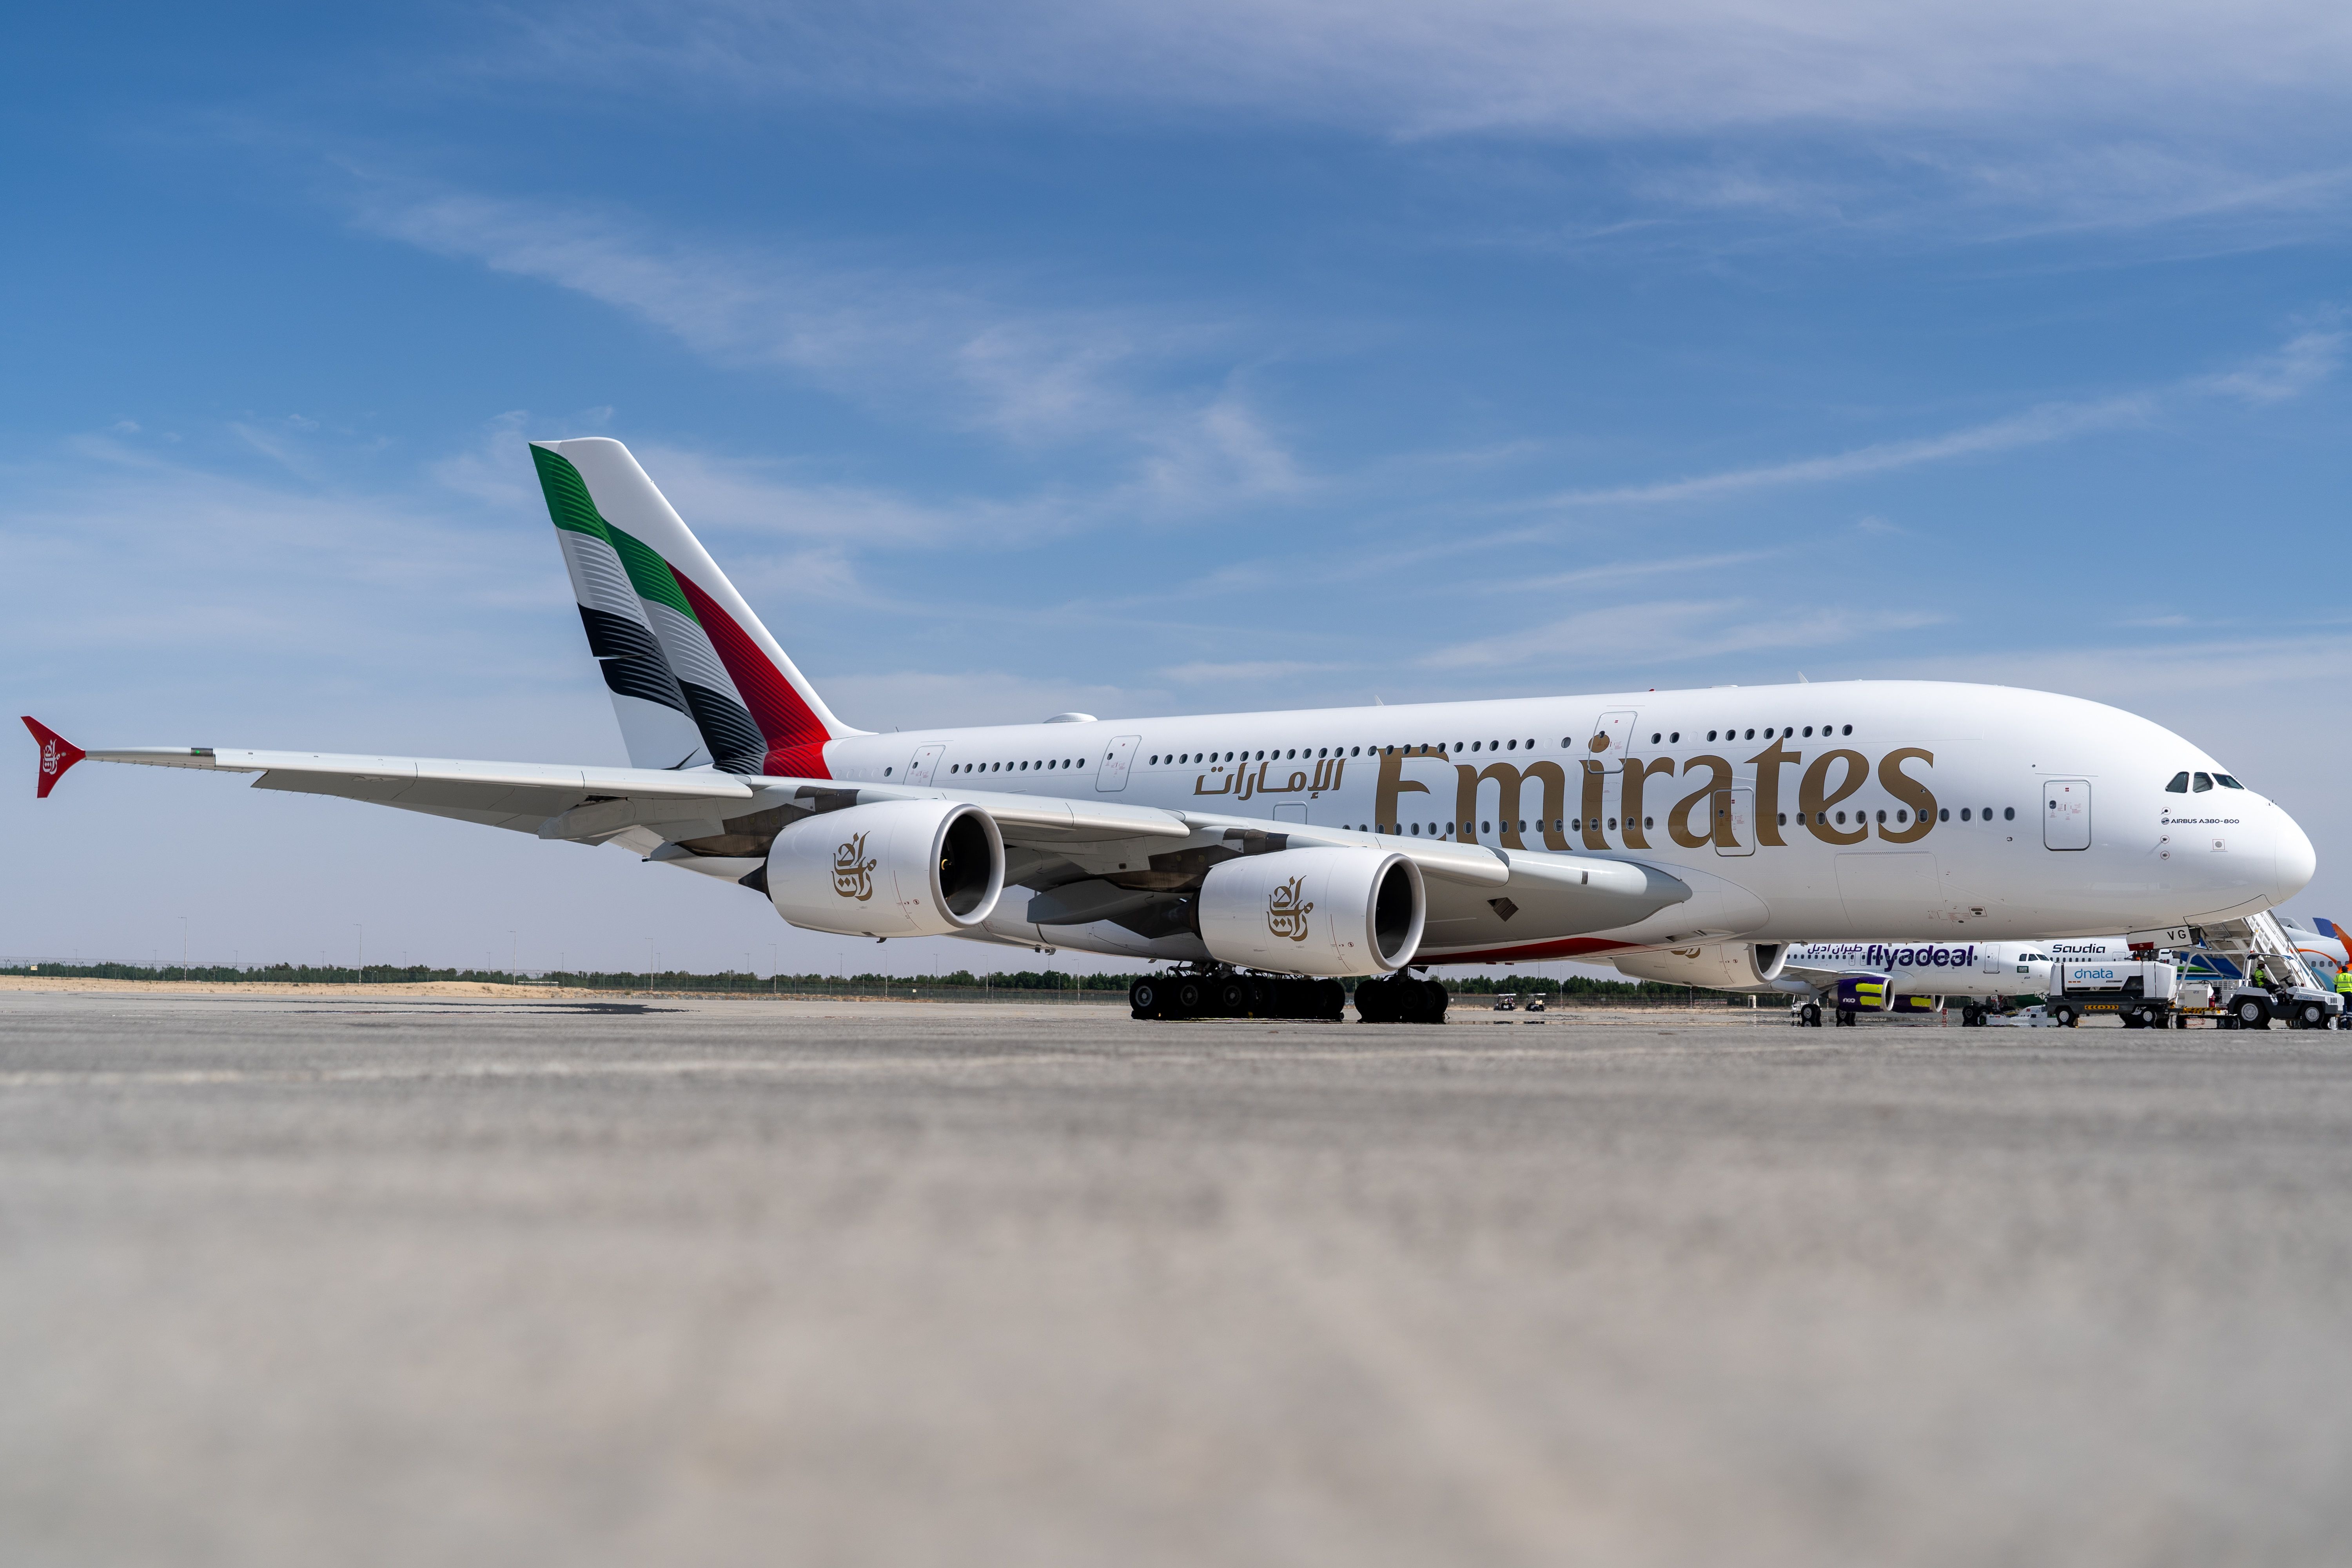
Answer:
[
  {"left": 2336, "top": 966, "right": 2352, "bottom": 1002},
  {"left": 2252, "top": 960, "right": 2270, "bottom": 989}
]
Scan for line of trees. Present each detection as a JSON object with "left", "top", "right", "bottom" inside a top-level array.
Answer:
[{"left": 1, "top": 960, "right": 1736, "bottom": 999}]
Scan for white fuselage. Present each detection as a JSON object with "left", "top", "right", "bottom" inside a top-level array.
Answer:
[
  {"left": 1777, "top": 936, "right": 2137, "bottom": 1001},
  {"left": 809, "top": 679, "right": 2314, "bottom": 967}
]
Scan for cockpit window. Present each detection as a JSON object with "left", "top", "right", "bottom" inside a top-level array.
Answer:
[
  {"left": 2192, "top": 772, "right": 2213, "bottom": 792},
  {"left": 2215, "top": 774, "right": 2244, "bottom": 789},
  {"left": 2165, "top": 771, "right": 2190, "bottom": 793}
]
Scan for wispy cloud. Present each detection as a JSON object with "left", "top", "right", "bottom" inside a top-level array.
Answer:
[
  {"left": 492, "top": 2, "right": 2352, "bottom": 240},
  {"left": 1422, "top": 597, "right": 1948, "bottom": 671},
  {"left": 1534, "top": 324, "right": 2344, "bottom": 509}
]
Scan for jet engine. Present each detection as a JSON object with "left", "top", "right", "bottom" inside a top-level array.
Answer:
[
  {"left": 766, "top": 800, "right": 1004, "bottom": 938},
  {"left": 1610, "top": 942, "right": 1788, "bottom": 990},
  {"left": 1197, "top": 848, "right": 1425, "bottom": 978}
]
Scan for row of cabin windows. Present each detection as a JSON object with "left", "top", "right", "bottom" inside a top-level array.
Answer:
[
  {"left": 2165, "top": 771, "right": 2244, "bottom": 793},
  {"left": 947, "top": 758, "right": 1085, "bottom": 775},
  {"left": 1151, "top": 726, "right": 1862, "bottom": 768},
  {"left": 1364, "top": 803, "right": 2021, "bottom": 837},
  {"left": 1637, "top": 724, "right": 1855, "bottom": 744}
]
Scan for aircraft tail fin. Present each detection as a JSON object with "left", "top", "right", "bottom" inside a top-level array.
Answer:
[
  {"left": 530, "top": 438, "right": 855, "bottom": 777},
  {"left": 22, "top": 717, "right": 85, "bottom": 799}
]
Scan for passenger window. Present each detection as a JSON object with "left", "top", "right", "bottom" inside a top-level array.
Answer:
[
  {"left": 2193, "top": 772, "right": 2212, "bottom": 792},
  {"left": 2165, "top": 772, "right": 2190, "bottom": 793}
]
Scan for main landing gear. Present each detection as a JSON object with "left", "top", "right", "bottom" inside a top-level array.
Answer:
[
  {"left": 1125, "top": 969, "right": 1451, "bottom": 1023},
  {"left": 1352, "top": 973, "right": 1450, "bottom": 1025},
  {"left": 1130, "top": 970, "right": 1347, "bottom": 1022}
]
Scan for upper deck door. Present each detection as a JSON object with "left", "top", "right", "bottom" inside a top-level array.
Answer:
[
  {"left": 1096, "top": 735, "right": 1140, "bottom": 793},
  {"left": 2043, "top": 779, "right": 2091, "bottom": 850},
  {"left": 903, "top": 745, "right": 945, "bottom": 786},
  {"left": 1587, "top": 710, "right": 1639, "bottom": 773}
]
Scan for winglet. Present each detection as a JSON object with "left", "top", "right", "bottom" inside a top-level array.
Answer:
[{"left": 22, "top": 717, "right": 85, "bottom": 799}]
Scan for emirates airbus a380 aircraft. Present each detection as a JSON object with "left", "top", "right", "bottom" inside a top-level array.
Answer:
[{"left": 23, "top": 438, "right": 2318, "bottom": 1022}]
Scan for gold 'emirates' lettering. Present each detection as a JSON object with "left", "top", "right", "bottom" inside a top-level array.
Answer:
[
  {"left": 1877, "top": 748, "right": 1935, "bottom": 843},
  {"left": 1454, "top": 760, "right": 1569, "bottom": 851},
  {"left": 1341, "top": 742, "right": 1942, "bottom": 852},
  {"left": 1800, "top": 750, "right": 1869, "bottom": 844},
  {"left": 1745, "top": 737, "right": 1799, "bottom": 847},
  {"left": 1668, "top": 755, "right": 1731, "bottom": 848},
  {"left": 1373, "top": 748, "right": 1431, "bottom": 833},
  {"left": 1621, "top": 756, "right": 1675, "bottom": 849}
]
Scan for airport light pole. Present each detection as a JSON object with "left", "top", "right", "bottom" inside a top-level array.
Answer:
[
  {"left": 178, "top": 916, "right": 187, "bottom": 981},
  {"left": 355, "top": 924, "right": 363, "bottom": 985}
]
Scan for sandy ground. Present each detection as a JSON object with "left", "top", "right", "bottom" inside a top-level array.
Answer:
[{"left": 5, "top": 987, "right": 2340, "bottom": 1568}]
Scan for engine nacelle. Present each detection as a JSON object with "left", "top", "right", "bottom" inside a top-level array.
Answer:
[
  {"left": 1610, "top": 942, "right": 1788, "bottom": 990},
  {"left": 766, "top": 800, "right": 1004, "bottom": 938},
  {"left": 1197, "top": 848, "right": 1424, "bottom": 978}
]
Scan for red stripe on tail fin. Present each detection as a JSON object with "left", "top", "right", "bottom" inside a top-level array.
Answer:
[
  {"left": 22, "top": 717, "right": 85, "bottom": 799},
  {"left": 670, "top": 575, "right": 833, "bottom": 778}
]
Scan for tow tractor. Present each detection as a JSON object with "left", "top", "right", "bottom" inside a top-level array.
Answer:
[{"left": 2174, "top": 911, "right": 2344, "bottom": 1030}]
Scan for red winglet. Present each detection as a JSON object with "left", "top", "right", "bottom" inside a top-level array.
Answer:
[{"left": 22, "top": 717, "right": 86, "bottom": 800}]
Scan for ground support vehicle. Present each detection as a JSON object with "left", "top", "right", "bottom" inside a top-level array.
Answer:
[
  {"left": 2047, "top": 961, "right": 2176, "bottom": 1029},
  {"left": 2216, "top": 983, "right": 2341, "bottom": 1031},
  {"left": 1494, "top": 993, "right": 1517, "bottom": 1012},
  {"left": 2173, "top": 911, "right": 2343, "bottom": 1030}
]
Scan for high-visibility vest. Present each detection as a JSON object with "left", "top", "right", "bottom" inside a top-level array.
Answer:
[{"left": 2336, "top": 969, "right": 2352, "bottom": 995}]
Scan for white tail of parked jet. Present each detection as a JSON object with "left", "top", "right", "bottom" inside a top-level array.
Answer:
[{"left": 532, "top": 438, "right": 857, "bottom": 775}]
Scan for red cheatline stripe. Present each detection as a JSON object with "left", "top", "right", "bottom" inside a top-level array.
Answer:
[
  {"left": 670, "top": 572, "right": 832, "bottom": 778},
  {"left": 1419, "top": 936, "right": 1635, "bottom": 964}
]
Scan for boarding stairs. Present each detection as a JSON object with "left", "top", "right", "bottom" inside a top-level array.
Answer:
[{"left": 2190, "top": 910, "right": 2325, "bottom": 993}]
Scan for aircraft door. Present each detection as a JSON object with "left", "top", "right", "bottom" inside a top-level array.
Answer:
[
  {"left": 904, "top": 744, "right": 945, "bottom": 786},
  {"left": 1272, "top": 803, "right": 1308, "bottom": 824},
  {"left": 2043, "top": 779, "right": 2091, "bottom": 850},
  {"left": 1981, "top": 947, "right": 2003, "bottom": 975},
  {"left": 1713, "top": 787, "right": 1756, "bottom": 856},
  {"left": 1587, "top": 710, "right": 1639, "bottom": 773},
  {"left": 1097, "top": 735, "right": 1140, "bottom": 793}
]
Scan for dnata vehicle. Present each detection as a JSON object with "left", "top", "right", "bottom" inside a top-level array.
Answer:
[
  {"left": 22, "top": 438, "right": 2319, "bottom": 1023},
  {"left": 1620, "top": 937, "right": 2143, "bottom": 1027}
]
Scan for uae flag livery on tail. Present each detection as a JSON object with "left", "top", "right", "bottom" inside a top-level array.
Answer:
[{"left": 530, "top": 439, "right": 846, "bottom": 777}]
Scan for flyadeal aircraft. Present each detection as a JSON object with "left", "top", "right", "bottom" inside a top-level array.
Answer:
[{"left": 23, "top": 438, "right": 2318, "bottom": 1022}]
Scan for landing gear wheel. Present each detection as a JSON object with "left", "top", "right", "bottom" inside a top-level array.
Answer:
[
  {"left": 1961, "top": 1004, "right": 1982, "bottom": 1027},
  {"left": 1129, "top": 977, "right": 1163, "bottom": 1020},
  {"left": 1353, "top": 979, "right": 1391, "bottom": 1022},
  {"left": 1172, "top": 979, "right": 1206, "bottom": 1019},
  {"left": 1801, "top": 1003, "right": 1822, "bottom": 1028},
  {"left": 1834, "top": 1008, "right": 1854, "bottom": 1027},
  {"left": 1216, "top": 978, "right": 1249, "bottom": 1016}
]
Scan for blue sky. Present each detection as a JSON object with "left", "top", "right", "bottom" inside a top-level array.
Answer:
[{"left": 7, "top": 1, "right": 2351, "bottom": 976}]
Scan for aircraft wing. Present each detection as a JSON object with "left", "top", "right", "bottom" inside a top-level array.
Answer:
[{"left": 25, "top": 720, "right": 1680, "bottom": 906}]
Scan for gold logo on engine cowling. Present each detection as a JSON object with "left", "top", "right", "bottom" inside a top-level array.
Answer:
[
  {"left": 1267, "top": 875, "right": 1314, "bottom": 941},
  {"left": 832, "top": 832, "right": 878, "bottom": 901}
]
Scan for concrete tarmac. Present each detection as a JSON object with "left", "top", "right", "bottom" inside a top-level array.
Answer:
[{"left": 3, "top": 988, "right": 2349, "bottom": 1568}]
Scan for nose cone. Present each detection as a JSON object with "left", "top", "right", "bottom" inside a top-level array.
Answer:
[{"left": 2275, "top": 808, "right": 2318, "bottom": 905}]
